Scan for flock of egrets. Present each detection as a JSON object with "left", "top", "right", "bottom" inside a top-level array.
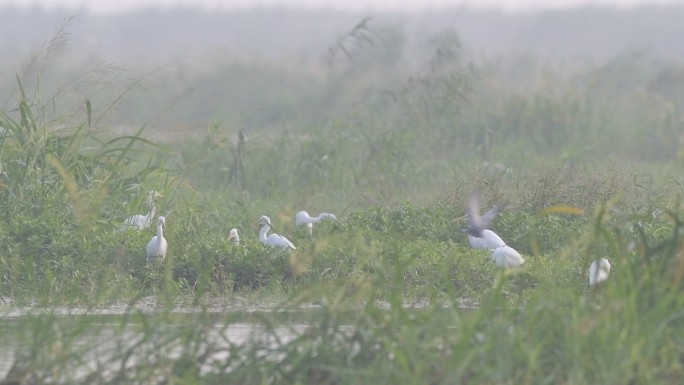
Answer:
[{"left": 122, "top": 190, "right": 610, "bottom": 287}]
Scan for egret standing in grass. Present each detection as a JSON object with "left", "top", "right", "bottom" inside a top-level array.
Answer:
[
  {"left": 491, "top": 245, "right": 525, "bottom": 268},
  {"left": 228, "top": 228, "right": 240, "bottom": 245},
  {"left": 589, "top": 258, "right": 611, "bottom": 286},
  {"left": 295, "top": 211, "right": 337, "bottom": 235},
  {"left": 257, "top": 215, "right": 296, "bottom": 250},
  {"left": 146, "top": 216, "right": 167, "bottom": 263},
  {"left": 461, "top": 191, "right": 507, "bottom": 250},
  {"left": 122, "top": 190, "right": 163, "bottom": 231}
]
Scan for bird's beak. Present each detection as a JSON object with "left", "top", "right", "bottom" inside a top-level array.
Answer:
[
  {"left": 228, "top": 232, "right": 236, "bottom": 240},
  {"left": 155, "top": 192, "right": 164, "bottom": 198}
]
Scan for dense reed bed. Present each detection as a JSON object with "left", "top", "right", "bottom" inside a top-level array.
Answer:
[{"left": 1, "top": 18, "right": 683, "bottom": 384}]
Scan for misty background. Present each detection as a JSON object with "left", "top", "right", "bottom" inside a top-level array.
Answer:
[
  {"left": 1, "top": 4, "right": 683, "bottom": 164},
  {"left": 3, "top": 5, "right": 683, "bottom": 61}
]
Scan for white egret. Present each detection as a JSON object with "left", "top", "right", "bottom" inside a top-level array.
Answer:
[
  {"left": 491, "top": 246, "right": 524, "bottom": 268},
  {"left": 228, "top": 228, "right": 240, "bottom": 245},
  {"left": 257, "top": 215, "right": 296, "bottom": 250},
  {"left": 121, "top": 190, "right": 163, "bottom": 231},
  {"left": 295, "top": 211, "right": 337, "bottom": 235},
  {"left": 589, "top": 258, "right": 611, "bottom": 286},
  {"left": 146, "top": 216, "right": 168, "bottom": 263},
  {"left": 461, "top": 191, "right": 507, "bottom": 250}
]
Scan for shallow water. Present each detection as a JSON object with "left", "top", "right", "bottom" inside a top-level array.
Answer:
[
  {"left": 0, "top": 300, "right": 468, "bottom": 381},
  {"left": 0, "top": 307, "right": 315, "bottom": 381}
]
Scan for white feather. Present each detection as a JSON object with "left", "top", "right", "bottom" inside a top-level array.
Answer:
[
  {"left": 258, "top": 215, "right": 296, "bottom": 250},
  {"left": 146, "top": 216, "right": 168, "bottom": 263},
  {"left": 467, "top": 229, "right": 506, "bottom": 250},
  {"left": 228, "top": 228, "right": 240, "bottom": 245},
  {"left": 121, "top": 190, "right": 162, "bottom": 231},
  {"left": 295, "top": 211, "right": 337, "bottom": 235},
  {"left": 491, "top": 246, "right": 524, "bottom": 268},
  {"left": 589, "top": 258, "right": 611, "bottom": 286}
]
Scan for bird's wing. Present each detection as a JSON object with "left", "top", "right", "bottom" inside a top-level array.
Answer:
[
  {"left": 274, "top": 234, "right": 296, "bottom": 250},
  {"left": 589, "top": 261, "right": 598, "bottom": 285},
  {"left": 124, "top": 214, "right": 139, "bottom": 225},
  {"left": 466, "top": 192, "right": 483, "bottom": 229},
  {"left": 479, "top": 203, "right": 506, "bottom": 229},
  {"left": 284, "top": 237, "right": 296, "bottom": 250},
  {"left": 268, "top": 234, "right": 295, "bottom": 250},
  {"left": 123, "top": 215, "right": 146, "bottom": 230},
  {"left": 268, "top": 233, "right": 297, "bottom": 250},
  {"left": 482, "top": 229, "right": 506, "bottom": 249}
]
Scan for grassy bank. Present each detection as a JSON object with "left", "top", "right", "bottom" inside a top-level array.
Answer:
[{"left": 1, "top": 21, "right": 684, "bottom": 384}]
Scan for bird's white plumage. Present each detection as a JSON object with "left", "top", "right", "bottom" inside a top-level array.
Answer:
[
  {"left": 257, "top": 215, "right": 296, "bottom": 250},
  {"left": 122, "top": 190, "right": 162, "bottom": 231},
  {"left": 589, "top": 258, "right": 611, "bottom": 286},
  {"left": 295, "top": 211, "right": 337, "bottom": 235},
  {"left": 146, "top": 216, "right": 168, "bottom": 263},
  {"left": 228, "top": 228, "right": 240, "bottom": 245},
  {"left": 467, "top": 229, "right": 506, "bottom": 250},
  {"left": 123, "top": 206, "right": 156, "bottom": 231},
  {"left": 491, "top": 246, "right": 524, "bottom": 268}
]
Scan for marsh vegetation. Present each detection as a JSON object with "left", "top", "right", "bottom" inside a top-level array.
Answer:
[{"left": 1, "top": 10, "right": 684, "bottom": 384}]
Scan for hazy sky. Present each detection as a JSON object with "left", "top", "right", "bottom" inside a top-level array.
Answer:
[{"left": 1, "top": 0, "right": 682, "bottom": 13}]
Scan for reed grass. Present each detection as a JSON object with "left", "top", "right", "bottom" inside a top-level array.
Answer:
[{"left": 1, "top": 19, "right": 684, "bottom": 384}]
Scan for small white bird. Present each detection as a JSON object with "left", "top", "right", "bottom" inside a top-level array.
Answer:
[
  {"left": 462, "top": 191, "right": 507, "bottom": 250},
  {"left": 122, "top": 190, "right": 163, "bottom": 231},
  {"left": 491, "top": 246, "right": 524, "bottom": 268},
  {"left": 228, "top": 228, "right": 240, "bottom": 245},
  {"left": 146, "top": 216, "right": 168, "bottom": 263},
  {"left": 257, "top": 215, "right": 296, "bottom": 250},
  {"left": 589, "top": 258, "right": 611, "bottom": 286},
  {"left": 295, "top": 211, "right": 337, "bottom": 235}
]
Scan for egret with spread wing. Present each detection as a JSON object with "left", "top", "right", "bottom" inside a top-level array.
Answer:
[{"left": 462, "top": 191, "right": 507, "bottom": 250}]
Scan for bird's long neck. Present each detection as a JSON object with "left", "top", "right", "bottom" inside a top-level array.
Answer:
[
  {"left": 157, "top": 221, "right": 164, "bottom": 242},
  {"left": 259, "top": 224, "right": 270, "bottom": 243}
]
